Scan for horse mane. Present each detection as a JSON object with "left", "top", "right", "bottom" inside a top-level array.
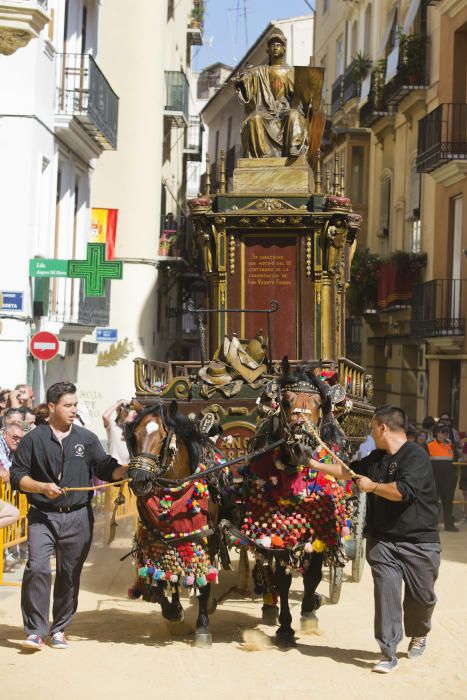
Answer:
[{"left": 124, "top": 401, "right": 204, "bottom": 471}]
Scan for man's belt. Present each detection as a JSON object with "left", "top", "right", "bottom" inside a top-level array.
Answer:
[{"left": 31, "top": 502, "right": 89, "bottom": 514}]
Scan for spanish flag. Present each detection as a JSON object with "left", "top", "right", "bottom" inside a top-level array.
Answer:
[{"left": 90, "top": 208, "right": 118, "bottom": 260}]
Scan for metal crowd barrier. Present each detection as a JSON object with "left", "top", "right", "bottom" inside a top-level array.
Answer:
[
  {"left": 0, "top": 482, "right": 138, "bottom": 585},
  {"left": 0, "top": 483, "right": 29, "bottom": 586}
]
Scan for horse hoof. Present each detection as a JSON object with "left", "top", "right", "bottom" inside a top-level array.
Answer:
[
  {"left": 207, "top": 596, "right": 218, "bottom": 615},
  {"left": 194, "top": 629, "right": 212, "bottom": 648},
  {"left": 300, "top": 611, "right": 318, "bottom": 634},
  {"left": 261, "top": 605, "right": 279, "bottom": 626},
  {"left": 161, "top": 605, "right": 184, "bottom": 623},
  {"left": 275, "top": 629, "right": 296, "bottom": 649}
]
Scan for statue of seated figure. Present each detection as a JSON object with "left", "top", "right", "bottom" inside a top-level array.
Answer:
[{"left": 234, "top": 29, "right": 322, "bottom": 159}]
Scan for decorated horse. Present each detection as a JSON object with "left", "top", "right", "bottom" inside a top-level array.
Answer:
[
  {"left": 124, "top": 401, "right": 231, "bottom": 647},
  {"left": 230, "top": 357, "right": 352, "bottom": 647}
]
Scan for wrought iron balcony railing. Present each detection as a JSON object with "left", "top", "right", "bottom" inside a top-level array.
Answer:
[
  {"left": 411, "top": 278, "right": 466, "bottom": 338},
  {"left": 331, "top": 74, "right": 343, "bottom": 116},
  {"left": 385, "top": 37, "right": 428, "bottom": 107},
  {"left": 342, "top": 60, "right": 359, "bottom": 105},
  {"left": 417, "top": 103, "right": 467, "bottom": 173},
  {"left": 164, "top": 70, "right": 189, "bottom": 126},
  {"left": 184, "top": 116, "right": 203, "bottom": 160},
  {"left": 359, "top": 61, "right": 390, "bottom": 128},
  {"left": 345, "top": 317, "right": 362, "bottom": 358},
  {"left": 55, "top": 53, "right": 119, "bottom": 149}
]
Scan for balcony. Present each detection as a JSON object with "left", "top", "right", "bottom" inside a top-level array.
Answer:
[
  {"left": 0, "top": 0, "right": 49, "bottom": 55},
  {"left": 384, "top": 36, "right": 428, "bottom": 108},
  {"left": 164, "top": 70, "right": 189, "bottom": 127},
  {"left": 187, "top": 21, "right": 202, "bottom": 47},
  {"left": 359, "top": 63, "right": 391, "bottom": 128},
  {"left": 55, "top": 53, "right": 119, "bottom": 153},
  {"left": 342, "top": 60, "right": 359, "bottom": 106},
  {"left": 417, "top": 103, "right": 467, "bottom": 185},
  {"left": 184, "top": 115, "right": 203, "bottom": 160},
  {"left": 331, "top": 74, "right": 343, "bottom": 116},
  {"left": 345, "top": 317, "right": 362, "bottom": 360},
  {"left": 411, "top": 279, "right": 466, "bottom": 341}
]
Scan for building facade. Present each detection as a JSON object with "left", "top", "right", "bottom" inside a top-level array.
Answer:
[
  {"left": 0, "top": 0, "right": 118, "bottom": 403},
  {"left": 314, "top": 0, "right": 467, "bottom": 426},
  {"left": 76, "top": 0, "right": 205, "bottom": 433}
]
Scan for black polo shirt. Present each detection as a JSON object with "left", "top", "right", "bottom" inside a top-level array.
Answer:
[
  {"left": 352, "top": 441, "right": 440, "bottom": 544},
  {"left": 10, "top": 423, "right": 119, "bottom": 510}
]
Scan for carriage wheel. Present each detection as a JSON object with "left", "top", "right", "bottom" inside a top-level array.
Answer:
[
  {"left": 328, "top": 564, "right": 343, "bottom": 604},
  {"left": 351, "top": 536, "right": 366, "bottom": 583},
  {"left": 351, "top": 492, "right": 367, "bottom": 583}
]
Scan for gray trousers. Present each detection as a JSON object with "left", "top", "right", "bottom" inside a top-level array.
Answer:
[
  {"left": 21, "top": 506, "right": 93, "bottom": 636},
  {"left": 366, "top": 537, "right": 441, "bottom": 658}
]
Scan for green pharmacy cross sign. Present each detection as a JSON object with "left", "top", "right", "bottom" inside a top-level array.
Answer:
[{"left": 68, "top": 243, "right": 122, "bottom": 297}]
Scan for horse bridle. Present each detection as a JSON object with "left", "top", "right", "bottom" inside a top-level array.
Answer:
[
  {"left": 275, "top": 382, "right": 322, "bottom": 454},
  {"left": 128, "top": 425, "right": 177, "bottom": 480}
]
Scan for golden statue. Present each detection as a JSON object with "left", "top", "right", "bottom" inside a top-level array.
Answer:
[{"left": 233, "top": 29, "right": 324, "bottom": 159}]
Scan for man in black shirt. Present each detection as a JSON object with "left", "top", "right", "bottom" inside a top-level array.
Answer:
[
  {"left": 308, "top": 405, "right": 440, "bottom": 674},
  {"left": 10, "top": 381, "right": 128, "bottom": 651}
]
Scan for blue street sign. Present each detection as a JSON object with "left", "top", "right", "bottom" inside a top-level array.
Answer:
[
  {"left": 1, "top": 291, "right": 24, "bottom": 311},
  {"left": 96, "top": 328, "right": 118, "bottom": 342}
]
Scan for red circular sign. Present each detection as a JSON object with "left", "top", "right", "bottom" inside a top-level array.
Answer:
[{"left": 30, "top": 331, "right": 59, "bottom": 361}]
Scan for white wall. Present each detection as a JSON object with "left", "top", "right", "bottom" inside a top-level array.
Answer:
[{"left": 0, "top": 26, "right": 55, "bottom": 387}]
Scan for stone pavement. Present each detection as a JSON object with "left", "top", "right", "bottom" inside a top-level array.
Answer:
[{"left": 1, "top": 519, "right": 466, "bottom": 700}]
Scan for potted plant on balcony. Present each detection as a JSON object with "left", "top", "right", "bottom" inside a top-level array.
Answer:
[
  {"left": 190, "top": 0, "right": 206, "bottom": 29},
  {"left": 348, "top": 247, "right": 382, "bottom": 316},
  {"left": 352, "top": 52, "right": 372, "bottom": 93},
  {"left": 373, "top": 58, "right": 387, "bottom": 110},
  {"left": 398, "top": 30, "right": 428, "bottom": 85}
]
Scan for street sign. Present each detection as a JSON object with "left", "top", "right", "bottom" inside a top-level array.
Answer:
[
  {"left": 1, "top": 291, "right": 24, "bottom": 311},
  {"left": 68, "top": 243, "right": 123, "bottom": 297},
  {"left": 96, "top": 328, "right": 118, "bottom": 342},
  {"left": 30, "top": 331, "right": 59, "bottom": 361},
  {"left": 29, "top": 259, "right": 69, "bottom": 278}
]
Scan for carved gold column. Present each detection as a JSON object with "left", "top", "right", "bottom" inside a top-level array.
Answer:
[{"left": 321, "top": 272, "right": 332, "bottom": 360}]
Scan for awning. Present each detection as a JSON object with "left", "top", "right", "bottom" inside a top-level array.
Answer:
[
  {"left": 403, "top": 0, "right": 422, "bottom": 33},
  {"left": 377, "top": 5, "right": 397, "bottom": 59}
]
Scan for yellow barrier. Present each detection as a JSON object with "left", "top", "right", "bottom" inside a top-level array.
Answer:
[
  {"left": 0, "top": 481, "right": 138, "bottom": 584},
  {"left": 0, "top": 483, "right": 29, "bottom": 586}
]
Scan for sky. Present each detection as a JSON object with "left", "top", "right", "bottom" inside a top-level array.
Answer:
[{"left": 192, "top": 0, "right": 315, "bottom": 71}]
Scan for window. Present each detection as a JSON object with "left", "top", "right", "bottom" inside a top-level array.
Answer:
[
  {"left": 350, "top": 146, "right": 365, "bottom": 204},
  {"left": 323, "top": 0, "right": 329, "bottom": 14},
  {"left": 364, "top": 4, "right": 372, "bottom": 56},
  {"left": 167, "top": 0, "right": 174, "bottom": 19},
  {"left": 379, "top": 175, "right": 391, "bottom": 237},
  {"left": 336, "top": 36, "right": 344, "bottom": 78},
  {"left": 407, "top": 160, "right": 421, "bottom": 252},
  {"left": 351, "top": 22, "right": 358, "bottom": 59}
]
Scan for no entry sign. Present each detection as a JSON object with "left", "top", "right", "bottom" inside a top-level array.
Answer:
[{"left": 30, "top": 331, "right": 59, "bottom": 361}]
